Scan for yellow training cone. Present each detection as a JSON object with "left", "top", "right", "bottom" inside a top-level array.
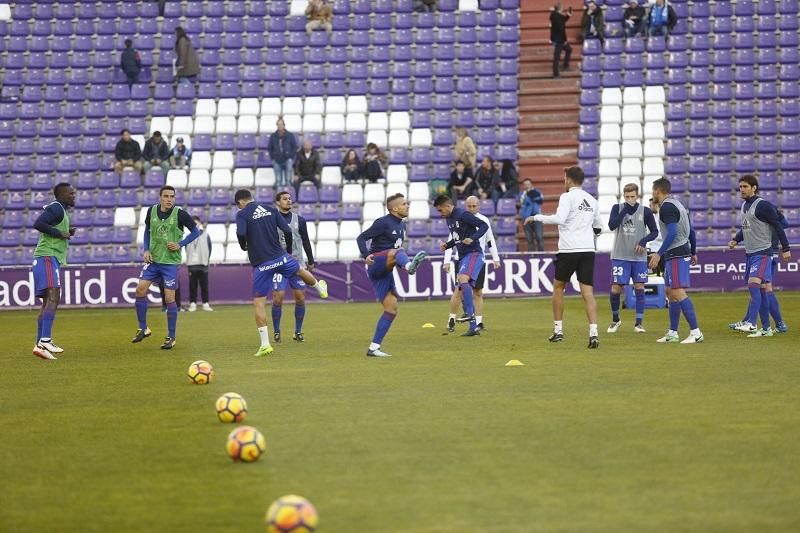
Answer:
[
  {"left": 505, "top": 360, "right": 524, "bottom": 367},
  {"left": 422, "top": 323, "right": 435, "bottom": 328}
]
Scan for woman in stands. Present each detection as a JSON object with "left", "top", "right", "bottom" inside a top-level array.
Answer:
[
  {"left": 174, "top": 27, "right": 200, "bottom": 84},
  {"left": 453, "top": 128, "right": 477, "bottom": 170},
  {"left": 341, "top": 149, "right": 362, "bottom": 182},
  {"left": 363, "top": 143, "right": 387, "bottom": 183}
]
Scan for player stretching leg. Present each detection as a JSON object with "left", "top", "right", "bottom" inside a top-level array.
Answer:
[
  {"left": 648, "top": 178, "right": 704, "bottom": 344},
  {"left": 356, "top": 194, "right": 428, "bottom": 357},
  {"left": 234, "top": 190, "right": 328, "bottom": 357},
  {"left": 607, "top": 183, "right": 658, "bottom": 333},
  {"left": 132, "top": 186, "right": 201, "bottom": 349},
  {"left": 272, "top": 191, "right": 316, "bottom": 343},
  {"left": 443, "top": 196, "right": 501, "bottom": 332},
  {"left": 31, "top": 183, "right": 76, "bottom": 360},
  {"left": 727, "top": 175, "right": 791, "bottom": 337},
  {"left": 433, "top": 195, "right": 489, "bottom": 337}
]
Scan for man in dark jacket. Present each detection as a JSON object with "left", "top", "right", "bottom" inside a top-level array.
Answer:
[
  {"left": 550, "top": 3, "right": 573, "bottom": 78},
  {"left": 623, "top": 0, "right": 646, "bottom": 37},
  {"left": 580, "top": 2, "right": 606, "bottom": 44},
  {"left": 114, "top": 129, "right": 143, "bottom": 175},
  {"left": 142, "top": 131, "right": 170, "bottom": 174},
  {"left": 267, "top": 118, "right": 299, "bottom": 189},
  {"left": 120, "top": 39, "right": 141, "bottom": 90},
  {"left": 647, "top": 0, "right": 677, "bottom": 37},
  {"left": 294, "top": 140, "right": 322, "bottom": 189}
]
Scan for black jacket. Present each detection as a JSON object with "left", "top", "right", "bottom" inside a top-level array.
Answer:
[
  {"left": 120, "top": 47, "right": 141, "bottom": 75},
  {"left": 294, "top": 149, "right": 322, "bottom": 178},
  {"left": 142, "top": 139, "right": 169, "bottom": 162},
  {"left": 550, "top": 9, "right": 571, "bottom": 43},
  {"left": 115, "top": 139, "right": 142, "bottom": 161}
]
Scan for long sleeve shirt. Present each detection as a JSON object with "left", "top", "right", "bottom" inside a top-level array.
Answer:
[
  {"left": 534, "top": 187, "right": 603, "bottom": 253},
  {"left": 34, "top": 201, "right": 69, "bottom": 237},
  {"left": 236, "top": 202, "right": 293, "bottom": 266},
  {"left": 356, "top": 213, "right": 406, "bottom": 258},
  {"left": 443, "top": 207, "right": 489, "bottom": 257},
  {"left": 444, "top": 212, "right": 500, "bottom": 264}
]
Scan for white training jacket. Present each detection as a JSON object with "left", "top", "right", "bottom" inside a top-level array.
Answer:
[
  {"left": 533, "top": 187, "right": 604, "bottom": 253},
  {"left": 444, "top": 212, "right": 501, "bottom": 264}
]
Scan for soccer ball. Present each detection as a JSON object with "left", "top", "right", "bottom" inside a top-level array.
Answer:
[
  {"left": 226, "top": 425, "right": 266, "bottom": 462},
  {"left": 216, "top": 392, "right": 247, "bottom": 423},
  {"left": 187, "top": 360, "right": 214, "bottom": 384},
  {"left": 265, "top": 495, "right": 318, "bottom": 533}
]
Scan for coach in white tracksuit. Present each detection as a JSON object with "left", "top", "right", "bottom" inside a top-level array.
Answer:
[
  {"left": 525, "top": 166, "right": 604, "bottom": 348},
  {"left": 444, "top": 196, "right": 501, "bottom": 331}
]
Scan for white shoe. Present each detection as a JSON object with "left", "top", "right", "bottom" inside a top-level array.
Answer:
[
  {"left": 317, "top": 279, "right": 329, "bottom": 299},
  {"left": 607, "top": 321, "right": 621, "bottom": 333},
  {"left": 656, "top": 331, "right": 680, "bottom": 343},
  {"left": 747, "top": 328, "right": 773, "bottom": 338},
  {"left": 680, "top": 331, "right": 704, "bottom": 344},
  {"left": 634, "top": 324, "right": 647, "bottom": 333},
  {"left": 38, "top": 339, "right": 64, "bottom": 353},
  {"left": 366, "top": 348, "right": 392, "bottom": 357},
  {"left": 33, "top": 344, "right": 57, "bottom": 360},
  {"left": 188, "top": 303, "right": 197, "bottom": 312},
  {"left": 734, "top": 322, "right": 757, "bottom": 333},
  {"left": 202, "top": 303, "right": 213, "bottom": 311}
]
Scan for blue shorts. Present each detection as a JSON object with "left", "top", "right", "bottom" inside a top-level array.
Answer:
[
  {"left": 746, "top": 254, "right": 773, "bottom": 283},
  {"left": 611, "top": 259, "right": 649, "bottom": 285},
  {"left": 32, "top": 256, "right": 61, "bottom": 297},
  {"left": 272, "top": 271, "right": 306, "bottom": 292},
  {"left": 253, "top": 254, "right": 300, "bottom": 297},
  {"left": 458, "top": 252, "right": 485, "bottom": 285},
  {"left": 772, "top": 254, "right": 780, "bottom": 282},
  {"left": 664, "top": 256, "right": 692, "bottom": 289},
  {"left": 367, "top": 253, "right": 397, "bottom": 302},
  {"left": 140, "top": 262, "right": 179, "bottom": 289}
]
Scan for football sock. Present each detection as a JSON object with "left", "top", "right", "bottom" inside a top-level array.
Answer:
[
  {"left": 634, "top": 289, "right": 645, "bottom": 322},
  {"left": 476, "top": 315, "right": 483, "bottom": 324},
  {"left": 589, "top": 323, "right": 598, "bottom": 337},
  {"left": 369, "top": 342, "right": 381, "bottom": 351},
  {"left": 294, "top": 303, "right": 305, "bottom": 333},
  {"left": 668, "top": 301, "right": 681, "bottom": 331},
  {"left": 372, "top": 311, "right": 396, "bottom": 344},
  {"left": 166, "top": 301, "right": 178, "bottom": 338},
  {"left": 135, "top": 296, "right": 148, "bottom": 329},
  {"left": 679, "top": 297, "right": 699, "bottom": 330},
  {"left": 258, "top": 326, "right": 270, "bottom": 346},
  {"left": 759, "top": 289, "right": 770, "bottom": 329},
  {"left": 448, "top": 313, "right": 456, "bottom": 320},
  {"left": 36, "top": 309, "right": 43, "bottom": 342},
  {"left": 395, "top": 249, "right": 410, "bottom": 269},
  {"left": 768, "top": 291, "right": 784, "bottom": 324},
  {"left": 746, "top": 283, "right": 761, "bottom": 324},
  {"left": 610, "top": 292, "right": 621, "bottom": 322},
  {"left": 272, "top": 304, "right": 282, "bottom": 333},
  {"left": 553, "top": 320, "right": 563, "bottom": 334},
  {"left": 460, "top": 283, "right": 475, "bottom": 316},
  {"left": 40, "top": 309, "right": 55, "bottom": 340}
]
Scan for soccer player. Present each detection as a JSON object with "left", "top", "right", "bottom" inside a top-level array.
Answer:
[
  {"left": 356, "top": 194, "right": 428, "bottom": 357},
  {"left": 525, "top": 166, "right": 603, "bottom": 348},
  {"left": 727, "top": 175, "right": 791, "bottom": 337},
  {"left": 606, "top": 183, "right": 658, "bottom": 333},
  {"left": 271, "top": 191, "right": 316, "bottom": 343},
  {"left": 648, "top": 177, "right": 704, "bottom": 343},
  {"left": 433, "top": 195, "right": 489, "bottom": 337},
  {"left": 31, "top": 182, "right": 76, "bottom": 360},
  {"left": 443, "top": 195, "right": 501, "bottom": 332},
  {"left": 132, "top": 185, "right": 201, "bottom": 349},
  {"left": 235, "top": 189, "right": 328, "bottom": 357}
]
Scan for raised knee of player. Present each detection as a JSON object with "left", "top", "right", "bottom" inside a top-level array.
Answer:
[
  {"left": 386, "top": 249, "right": 398, "bottom": 270},
  {"left": 297, "top": 267, "right": 316, "bottom": 285}
]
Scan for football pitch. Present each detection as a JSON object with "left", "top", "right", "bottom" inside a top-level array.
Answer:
[{"left": 2, "top": 292, "right": 799, "bottom": 532}]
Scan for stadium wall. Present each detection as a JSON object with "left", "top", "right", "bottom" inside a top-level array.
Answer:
[{"left": 1, "top": 250, "right": 798, "bottom": 309}]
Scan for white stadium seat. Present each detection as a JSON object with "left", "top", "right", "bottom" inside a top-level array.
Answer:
[
  {"left": 149, "top": 117, "right": 171, "bottom": 136},
  {"left": 643, "top": 176, "right": 659, "bottom": 192},
  {"left": 598, "top": 195, "right": 619, "bottom": 213},
  {"left": 597, "top": 177, "right": 620, "bottom": 196},
  {"left": 224, "top": 244, "right": 249, "bottom": 263},
  {"left": 282, "top": 97, "right": 303, "bottom": 115},
  {"left": 339, "top": 221, "right": 361, "bottom": 240},
  {"left": 621, "top": 140, "right": 642, "bottom": 158},
  {"left": 326, "top": 96, "right": 346, "bottom": 114},
  {"left": 643, "top": 139, "right": 665, "bottom": 157},
  {"left": 206, "top": 224, "right": 227, "bottom": 244},
  {"left": 362, "top": 202, "right": 385, "bottom": 222},
  {"left": 386, "top": 165, "right": 408, "bottom": 183},
  {"left": 321, "top": 166, "right": 342, "bottom": 185},
  {"left": 620, "top": 158, "right": 642, "bottom": 178},
  {"left": 192, "top": 152, "right": 212, "bottom": 170},
  {"left": 408, "top": 201, "right": 429, "bottom": 220},
  {"left": 261, "top": 98, "right": 282, "bottom": 116},
  {"left": 209, "top": 245, "right": 225, "bottom": 264},
  {"left": 302, "top": 114, "right": 324, "bottom": 132},
  {"left": 282, "top": 114, "right": 302, "bottom": 133},
  {"left": 237, "top": 116, "right": 258, "bottom": 134},
  {"left": 363, "top": 183, "right": 385, "bottom": 202},
  {"left": 324, "top": 113, "right": 346, "bottom": 132},
  {"left": 114, "top": 207, "right": 136, "bottom": 227},
  {"left": 187, "top": 169, "right": 210, "bottom": 188},
  {"left": 210, "top": 169, "right": 232, "bottom": 187},
  {"left": 388, "top": 130, "right": 410, "bottom": 148},
  {"left": 137, "top": 207, "right": 149, "bottom": 225},
  {"left": 598, "top": 159, "right": 620, "bottom": 178},
  {"left": 130, "top": 134, "right": 145, "bottom": 149},
  {"left": 366, "top": 130, "right": 388, "bottom": 148},
  {"left": 623, "top": 86, "right": 644, "bottom": 105},
  {"left": 338, "top": 241, "right": 361, "bottom": 261},
  {"left": 342, "top": 183, "right": 363, "bottom": 203},
  {"left": 216, "top": 98, "right": 238, "bottom": 116},
  {"left": 600, "top": 124, "right": 621, "bottom": 142},
  {"left": 315, "top": 241, "right": 338, "bottom": 262},
  {"left": 622, "top": 105, "right": 643, "bottom": 124},
  {"left": 0, "top": 5, "right": 12, "bottom": 21},
  {"left": 389, "top": 112, "right": 411, "bottom": 130},
  {"left": 644, "top": 86, "right": 666, "bottom": 104},
  {"left": 599, "top": 141, "right": 620, "bottom": 159},
  {"left": 317, "top": 221, "right": 339, "bottom": 241},
  {"left": 136, "top": 225, "right": 146, "bottom": 244},
  {"left": 306, "top": 222, "right": 317, "bottom": 242},
  {"left": 259, "top": 114, "right": 281, "bottom": 134},
  {"left": 347, "top": 95, "right": 368, "bottom": 114},
  {"left": 385, "top": 183, "right": 407, "bottom": 199},
  {"left": 238, "top": 98, "right": 260, "bottom": 117},
  {"left": 193, "top": 116, "right": 215, "bottom": 135},
  {"left": 459, "top": 0, "right": 479, "bottom": 11},
  {"left": 345, "top": 114, "right": 366, "bottom": 132},
  {"left": 255, "top": 168, "right": 275, "bottom": 186},
  {"left": 213, "top": 151, "right": 234, "bottom": 170},
  {"left": 411, "top": 129, "right": 433, "bottom": 147},
  {"left": 643, "top": 122, "right": 666, "bottom": 140},
  {"left": 232, "top": 169, "right": 254, "bottom": 187},
  {"left": 621, "top": 123, "right": 643, "bottom": 141},
  {"left": 368, "top": 112, "right": 389, "bottom": 130},
  {"left": 643, "top": 158, "right": 665, "bottom": 176},
  {"left": 601, "top": 87, "right": 623, "bottom": 106},
  {"left": 644, "top": 103, "right": 666, "bottom": 123},
  {"left": 408, "top": 183, "right": 429, "bottom": 201},
  {"left": 600, "top": 106, "right": 621, "bottom": 124},
  {"left": 171, "top": 117, "right": 194, "bottom": 136},
  {"left": 195, "top": 99, "right": 216, "bottom": 117},
  {"left": 303, "top": 97, "right": 324, "bottom": 114},
  {"left": 225, "top": 225, "right": 238, "bottom": 244},
  {"left": 215, "top": 116, "right": 236, "bottom": 134},
  {"left": 596, "top": 233, "right": 615, "bottom": 253},
  {"left": 290, "top": 0, "right": 309, "bottom": 16}
]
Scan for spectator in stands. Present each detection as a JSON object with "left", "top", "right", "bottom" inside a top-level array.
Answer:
[
  {"left": 294, "top": 140, "right": 322, "bottom": 189},
  {"left": 268, "top": 118, "right": 298, "bottom": 189},
  {"left": 142, "top": 131, "right": 170, "bottom": 175},
  {"left": 623, "top": 0, "right": 647, "bottom": 37},
  {"left": 580, "top": 2, "right": 606, "bottom": 44},
  {"left": 647, "top": 0, "right": 677, "bottom": 38},
  {"left": 174, "top": 27, "right": 200, "bottom": 84},
  {"left": 120, "top": 39, "right": 142, "bottom": 91},
  {"left": 549, "top": 3, "right": 573, "bottom": 78},
  {"left": 169, "top": 137, "right": 192, "bottom": 169},
  {"left": 186, "top": 216, "right": 213, "bottom": 312},
  {"left": 448, "top": 160, "right": 474, "bottom": 200},
  {"left": 473, "top": 156, "right": 500, "bottom": 202},
  {"left": 453, "top": 128, "right": 477, "bottom": 170},
  {"left": 152, "top": 0, "right": 166, "bottom": 17},
  {"left": 414, "top": 0, "right": 438, "bottom": 12},
  {"left": 305, "top": 0, "right": 333, "bottom": 35},
  {"left": 113, "top": 129, "right": 143, "bottom": 176},
  {"left": 520, "top": 179, "right": 545, "bottom": 252},
  {"left": 363, "top": 143, "right": 387, "bottom": 183},
  {"left": 497, "top": 159, "right": 520, "bottom": 199},
  {"left": 341, "top": 149, "right": 362, "bottom": 182}
]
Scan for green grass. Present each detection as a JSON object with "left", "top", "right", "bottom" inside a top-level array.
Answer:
[{"left": 1, "top": 293, "right": 800, "bottom": 532}]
